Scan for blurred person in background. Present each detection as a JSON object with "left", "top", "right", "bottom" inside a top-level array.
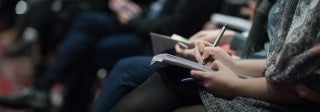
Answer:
[
  {"left": 0, "top": 0, "right": 107, "bottom": 77},
  {"left": 0, "top": 0, "right": 107, "bottom": 111},
  {"left": 0, "top": 0, "right": 19, "bottom": 42},
  {"left": 0, "top": 0, "right": 221, "bottom": 111}
]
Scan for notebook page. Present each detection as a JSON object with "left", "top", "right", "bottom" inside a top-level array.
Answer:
[{"left": 151, "top": 53, "right": 212, "bottom": 71}]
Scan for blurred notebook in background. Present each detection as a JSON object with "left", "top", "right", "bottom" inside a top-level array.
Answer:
[
  {"left": 150, "top": 33, "right": 192, "bottom": 55},
  {"left": 211, "top": 13, "right": 251, "bottom": 32}
]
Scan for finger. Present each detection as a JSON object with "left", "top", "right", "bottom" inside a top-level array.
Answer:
[
  {"left": 128, "top": 1, "right": 141, "bottom": 14},
  {"left": 201, "top": 47, "right": 218, "bottom": 62},
  {"left": 185, "top": 49, "right": 195, "bottom": 57},
  {"left": 175, "top": 43, "right": 189, "bottom": 56},
  {"left": 175, "top": 43, "right": 184, "bottom": 54},
  {"left": 197, "top": 41, "right": 212, "bottom": 53},
  {"left": 194, "top": 40, "right": 212, "bottom": 63},
  {"left": 118, "top": 11, "right": 129, "bottom": 19},
  {"left": 248, "top": 0, "right": 256, "bottom": 9},
  {"left": 206, "top": 47, "right": 228, "bottom": 58},
  {"left": 210, "top": 60, "right": 224, "bottom": 70},
  {"left": 189, "top": 32, "right": 204, "bottom": 43},
  {"left": 194, "top": 42, "right": 204, "bottom": 63},
  {"left": 202, "top": 47, "right": 212, "bottom": 58},
  {"left": 294, "top": 85, "right": 320, "bottom": 103},
  {"left": 202, "top": 41, "right": 213, "bottom": 46},
  {"left": 190, "top": 70, "right": 208, "bottom": 80}
]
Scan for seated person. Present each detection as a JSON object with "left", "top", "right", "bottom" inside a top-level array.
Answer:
[
  {"left": 0, "top": 0, "right": 221, "bottom": 111},
  {"left": 111, "top": 0, "right": 320, "bottom": 111},
  {"left": 92, "top": 0, "right": 272, "bottom": 111}
]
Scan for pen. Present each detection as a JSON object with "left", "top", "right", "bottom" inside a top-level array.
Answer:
[
  {"left": 181, "top": 24, "right": 227, "bottom": 82},
  {"left": 202, "top": 24, "right": 227, "bottom": 65},
  {"left": 181, "top": 77, "right": 194, "bottom": 82}
]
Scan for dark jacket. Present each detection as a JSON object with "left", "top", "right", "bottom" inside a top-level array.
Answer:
[{"left": 127, "top": 0, "right": 222, "bottom": 37}]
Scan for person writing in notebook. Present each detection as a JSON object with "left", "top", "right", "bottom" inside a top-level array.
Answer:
[
  {"left": 0, "top": 0, "right": 221, "bottom": 111},
  {"left": 93, "top": 0, "right": 280, "bottom": 112},
  {"left": 111, "top": 0, "right": 320, "bottom": 111}
]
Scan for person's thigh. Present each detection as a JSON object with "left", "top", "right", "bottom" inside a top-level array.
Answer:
[
  {"left": 71, "top": 11, "right": 120, "bottom": 36},
  {"left": 92, "top": 33, "right": 144, "bottom": 68},
  {"left": 111, "top": 72, "right": 181, "bottom": 112},
  {"left": 92, "top": 56, "right": 155, "bottom": 112}
]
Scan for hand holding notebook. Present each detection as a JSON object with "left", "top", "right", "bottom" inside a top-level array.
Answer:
[{"left": 151, "top": 53, "right": 251, "bottom": 82}]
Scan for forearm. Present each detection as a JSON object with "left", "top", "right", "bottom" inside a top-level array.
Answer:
[
  {"left": 234, "top": 59, "right": 266, "bottom": 78},
  {"left": 236, "top": 77, "right": 302, "bottom": 104}
]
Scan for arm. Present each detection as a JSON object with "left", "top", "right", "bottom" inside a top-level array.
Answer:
[
  {"left": 192, "top": 43, "right": 266, "bottom": 78},
  {"left": 191, "top": 61, "right": 304, "bottom": 104},
  {"left": 176, "top": 41, "right": 266, "bottom": 78},
  {"left": 190, "top": 42, "right": 319, "bottom": 104},
  {"left": 233, "top": 59, "right": 266, "bottom": 78},
  {"left": 236, "top": 77, "right": 302, "bottom": 104},
  {"left": 188, "top": 29, "right": 236, "bottom": 45}
]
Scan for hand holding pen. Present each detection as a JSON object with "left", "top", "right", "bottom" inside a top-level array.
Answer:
[
  {"left": 182, "top": 24, "right": 227, "bottom": 82},
  {"left": 202, "top": 24, "right": 227, "bottom": 65}
]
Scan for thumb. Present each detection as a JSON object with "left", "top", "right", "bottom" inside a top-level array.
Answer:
[
  {"left": 210, "top": 60, "right": 224, "bottom": 70},
  {"left": 190, "top": 70, "right": 207, "bottom": 80}
]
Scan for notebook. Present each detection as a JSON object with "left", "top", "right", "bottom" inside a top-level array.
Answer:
[
  {"left": 151, "top": 53, "right": 251, "bottom": 79},
  {"left": 211, "top": 13, "right": 251, "bottom": 32},
  {"left": 151, "top": 53, "right": 212, "bottom": 71}
]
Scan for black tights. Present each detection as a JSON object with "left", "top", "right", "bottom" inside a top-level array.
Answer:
[{"left": 112, "top": 69, "right": 206, "bottom": 112}]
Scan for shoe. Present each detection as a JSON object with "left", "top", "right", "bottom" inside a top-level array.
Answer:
[{"left": 0, "top": 88, "right": 49, "bottom": 111}]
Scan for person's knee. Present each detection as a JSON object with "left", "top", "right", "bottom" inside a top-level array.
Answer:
[
  {"left": 115, "top": 57, "right": 137, "bottom": 69},
  {"left": 109, "top": 57, "right": 153, "bottom": 86},
  {"left": 73, "top": 11, "right": 97, "bottom": 27},
  {"left": 115, "top": 58, "right": 140, "bottom": 81},
  {"left": 105, "top": 57, "right": 139, "bottom": 83}
]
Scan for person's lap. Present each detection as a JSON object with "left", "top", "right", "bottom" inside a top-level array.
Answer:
[
  {"left": 92, "top": 56, "right": 156, "bottom": 112},
  {"left": 111, "top": 72, "right": 204, "bottom": 112},
  {"left": 92, "top": 33, "right": 144, "bottom": 69},
  {"left": 45, "top": 12, "right": 144, "bottom": 111}
]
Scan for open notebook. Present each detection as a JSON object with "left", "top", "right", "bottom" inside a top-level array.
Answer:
[
  {"left": 151, "top": 53, "right": 212, "bottom": 71},
  {"left": 151, "top": 53, "right": 251, "bottom": 79}
]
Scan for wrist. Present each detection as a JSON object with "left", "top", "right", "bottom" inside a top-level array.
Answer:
[
  {"left": 233, "top": 78, "right": 247, "bottom": 97},
  {"left": 231, "top": 60, "right": 241, "bottom": 74}
]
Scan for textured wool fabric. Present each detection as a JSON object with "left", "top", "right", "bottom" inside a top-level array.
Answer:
[{"left": 200, "top": 0, "right": 320, "bottom": 111}]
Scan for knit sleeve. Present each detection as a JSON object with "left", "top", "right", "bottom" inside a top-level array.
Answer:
[{"left": 265, "top": 0, "right": 320, "bottom": 84}]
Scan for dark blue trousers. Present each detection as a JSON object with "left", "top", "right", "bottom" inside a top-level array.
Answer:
[
  {"left": 34, "top": 11, "right": 144, "bottom": 111},
  {"left": 92, "top": 56, "right": 155, "bottom": 112}
]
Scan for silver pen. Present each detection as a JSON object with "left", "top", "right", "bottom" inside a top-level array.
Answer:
[{"left": 202, "top": 24, "right": 227, "bottom": 65}]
